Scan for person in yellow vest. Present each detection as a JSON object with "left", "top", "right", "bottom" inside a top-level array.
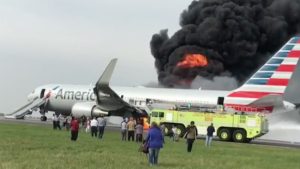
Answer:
[{"left": 127, "top": 117, "right": 135, "bottom": 141}]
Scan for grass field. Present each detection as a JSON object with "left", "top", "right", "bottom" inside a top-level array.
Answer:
[{"left": 0, "top": 122, "right": 300, "bottom": 169}]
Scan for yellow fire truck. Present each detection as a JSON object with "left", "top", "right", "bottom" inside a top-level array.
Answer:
[{"left": 149, "top": 107, "right": 268, "bottom": 143}]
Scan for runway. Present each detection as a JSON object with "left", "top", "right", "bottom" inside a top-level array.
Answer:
[
  {"left": 0, "top": 115, "right": 121, "bottom": 131},
  {"left": 1, "top": 115, "right": 300, "bottom": 149}
]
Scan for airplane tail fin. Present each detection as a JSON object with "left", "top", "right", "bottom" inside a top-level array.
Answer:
[{"left": 225, "top": 36, "right": 300, "bottom": 113}]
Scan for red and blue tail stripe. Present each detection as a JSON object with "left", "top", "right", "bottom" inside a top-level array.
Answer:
[{"left": 224, "top": 36, "right": 300, "bottom": 112}]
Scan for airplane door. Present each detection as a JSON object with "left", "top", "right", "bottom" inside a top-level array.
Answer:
[
  {"left": 217, "top": 97, "right": 224, "bottom": 105},
  {"left": 40, "top": 89, "right": 45, "bottom": 98}
]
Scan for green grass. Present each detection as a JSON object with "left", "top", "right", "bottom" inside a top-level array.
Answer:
[{"left": 0, "top": 122, "right": 300, "bottom": 169}]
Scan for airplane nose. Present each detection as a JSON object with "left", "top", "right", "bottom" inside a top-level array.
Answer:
[{"left": 27, "top": 93, "right": 33, "bottom": 102}]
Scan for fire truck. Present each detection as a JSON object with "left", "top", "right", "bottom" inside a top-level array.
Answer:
[{"left": 148, "top": 106, "right": 269, "bottom": 143}]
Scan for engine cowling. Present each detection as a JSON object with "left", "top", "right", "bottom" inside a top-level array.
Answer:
[{"left": 71, "top": 102, "right": 108, "bottom": 118}]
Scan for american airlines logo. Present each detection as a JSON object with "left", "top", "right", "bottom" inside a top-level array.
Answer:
[{"left": 55, "top": 89, "right": 96, "bottom": 101}]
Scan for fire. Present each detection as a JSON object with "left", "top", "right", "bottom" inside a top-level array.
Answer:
[{"left": 177, "top": 54, "right": 208, "bottom": 68}]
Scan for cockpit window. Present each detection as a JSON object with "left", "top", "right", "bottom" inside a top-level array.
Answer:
[{"left": 53, "top": 86, "right": 60, "bottom": 90}]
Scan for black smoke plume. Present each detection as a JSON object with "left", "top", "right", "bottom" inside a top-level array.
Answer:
[{"left": 150, "top": 0, "right": 300, "bottom": 88}]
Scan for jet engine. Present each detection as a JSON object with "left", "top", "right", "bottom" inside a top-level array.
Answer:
[{"left": 71, "top": 102, "right": 108, "bottom": 118}]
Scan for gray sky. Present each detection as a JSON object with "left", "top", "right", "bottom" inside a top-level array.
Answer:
[{"left": 0, "top": 0, "right": 192, "bottom": 113}]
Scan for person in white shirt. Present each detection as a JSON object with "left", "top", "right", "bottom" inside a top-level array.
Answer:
[
  {"left": 57, "top": 114, "right": 62, "bottom": 130},
  {"left": 97, "top": 115, "right": 106, "bottom": 139},
  {"left": 172, "top": 125, "right": 178, "bottom": 142},
  {"left": 52, "top": 114, "right": 57, "bottom": 130},
  {"left": 121, "top": 119, "right": 127, "bottom": 141},
  {"left": 53, "top": 114, "right": 61, "bottom": 130},
  {"left": 90, "top": 117, "right": 98, "bottom": 137}
]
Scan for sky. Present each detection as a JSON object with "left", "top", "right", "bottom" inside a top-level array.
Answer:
[{"left": 0, "top": 0, "right": 193, "bottom": 113}]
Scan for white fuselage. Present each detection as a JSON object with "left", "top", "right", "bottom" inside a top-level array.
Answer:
[
  {"left": 29, "top": 84, "right": 229, "bottom": 114},
  {"left": 28, "top": 84, "right": 295, "bottom": 116}
]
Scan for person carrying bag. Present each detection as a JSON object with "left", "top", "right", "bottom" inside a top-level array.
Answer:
[{"left": 184, "top": 121, "right": 198, "bottom": 152}]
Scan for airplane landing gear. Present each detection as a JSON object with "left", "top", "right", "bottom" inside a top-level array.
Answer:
[{"left": 40, "top": 116, "right": 47, "bottom": 121}]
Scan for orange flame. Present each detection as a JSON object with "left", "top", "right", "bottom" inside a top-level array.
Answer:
[{"left": 177, "top": 54, "right": 208, "bottom": 68}]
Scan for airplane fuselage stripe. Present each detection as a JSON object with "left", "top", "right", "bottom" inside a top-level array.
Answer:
[
  {"left": 266, "top": 78, "right": 289, "bottom": 86},
  {"left": 228, "top": 91, "right": 281, "bottom": 98}
]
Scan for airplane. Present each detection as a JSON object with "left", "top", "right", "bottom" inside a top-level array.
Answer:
[{"left": 5, "top": 36, "right": 300, "bottom": 121}]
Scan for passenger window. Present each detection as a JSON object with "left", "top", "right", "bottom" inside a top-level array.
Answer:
[
  {"left": 152, "top": 112, "right": 158, "bottom": 117},
  {"left": 129, "top": 99, "right": 134, "bottom": 104},
  {"left": 159, "top": 112, "right": 164, "bottom": 118}
]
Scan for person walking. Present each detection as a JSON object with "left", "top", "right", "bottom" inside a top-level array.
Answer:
[
  {"left": 205, "top": 123, "right": 215, "bottom": 147},
  {"left": 56, "top": 114, "right": 62, "bottom": 130},
  {"left": 185, "top": 121, "right": 198, "bottom": 152},
  {"left": 65, "top": 116, "right": 71, "bottom": 131},
  {"left": 97, "top": 115, "right": 106, "bottom": 139},
  {"left": 172, "top": 125, "right": 178, "bottom": 142},
  {"left": 53, "top": 114, "right": 61, "bottom": 130},
  {"left": 52, "top": 114, "right": 57, "bottom": 130},
  {"left": 90, "top": 117, "right": 98, "bottom": 137},
  {"left": 146, "top": 121, "right": 164, "bottom": 166},
  {"left": 85, "top": 117, "right": 91, "bottom": 133},
  {"left": 70, "top": 117, "right": 79, "bottom": 141},
  {"left": 160, "top": 123, "right": 166, "bottom": 136},
  {"left": 121, "top": 119, "right": 127, "bottom": 141},
  {"left": 81, "top": 116, "right": 87, "bottom": 128},
  {"left": 127, "top": 117, "right": 135, "bottom": 141},
  {"left": 135, "top": 121, "right": 143, "bottom": 143}
]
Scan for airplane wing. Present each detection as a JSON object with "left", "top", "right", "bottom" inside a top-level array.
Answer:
[{"left": 93, "top": 58, "right": 142, "bottom": 115}]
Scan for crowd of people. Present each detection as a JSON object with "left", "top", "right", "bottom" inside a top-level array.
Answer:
[
  {"left": 119, "top": 117, "right": 145, "bottom": 142},
  {"left": 52, "top": 114, "right": 71, "bottom": 131},
  {"left": 88, "top": 116, "right": 107, "bottom": 139},
  {"left": 51, "top": 114, "right": 216, "bottom": 166}
]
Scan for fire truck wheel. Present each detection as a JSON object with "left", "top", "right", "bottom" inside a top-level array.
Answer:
[
  {"left": 177, "top": 124, "right": 186, "bottom": 137},
  {"left": 233, "top": 129, "right": 246, "bottom": 142},
  {"left": 219, "top": 128, "right": 231, "bottom": 141}
]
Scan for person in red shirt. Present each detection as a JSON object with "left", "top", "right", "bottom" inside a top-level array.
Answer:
[{"left": 70, "top": 116, "right": 79, "bottom": 141}]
